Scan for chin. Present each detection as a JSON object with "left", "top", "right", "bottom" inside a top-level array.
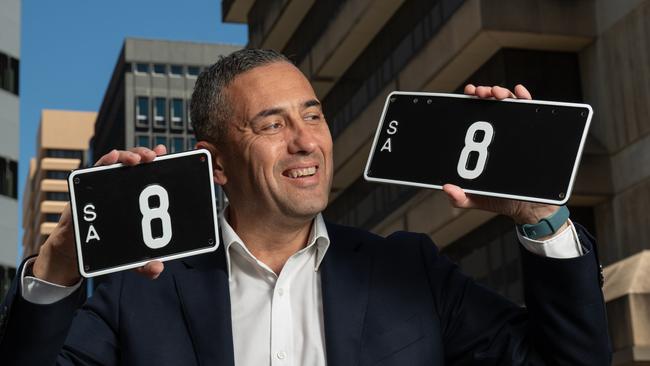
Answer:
[{"left": 286, "top": 199, "right": 328, "bottom": 219}]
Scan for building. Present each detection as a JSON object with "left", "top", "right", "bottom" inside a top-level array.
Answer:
[
  {"left": 91, "top": 38, "right": 240, "bottom": 212},
  {"left": 0, "top": 0, "right": 21, "bottom": 298},
  {"left": 223, "top": 0, "right": 650, "bottom": 364},
  {"left": 22, "top": 110, "right": 96, "bottom": 258}
]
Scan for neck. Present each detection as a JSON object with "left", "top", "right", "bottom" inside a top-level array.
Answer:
[{"left": 226, "top": 206, "right": 314, "bottom": 274}]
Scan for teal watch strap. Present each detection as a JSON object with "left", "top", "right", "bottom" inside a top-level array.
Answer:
[{"left": 518, "top": 205, "right": 570, "bottom": 239}]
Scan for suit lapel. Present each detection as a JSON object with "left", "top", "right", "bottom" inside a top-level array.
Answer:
[
  {"left": 321, "top": 223, "right": 373, "bottom": 366},
  {"left": 174, "top": 244, "right": 234, "bottom": 366}
]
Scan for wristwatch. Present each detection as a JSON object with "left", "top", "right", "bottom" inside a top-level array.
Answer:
[{"left": 517, "top": 205, "right": 570, "bottom": 240}]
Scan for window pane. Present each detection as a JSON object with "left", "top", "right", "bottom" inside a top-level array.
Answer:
[
  {"left": 136, "top": 63, "right": 149, "bottom": 73},
  {"left": 8, "top": 160, "right": 16, "bottom": 198},
  {"left": 171, "top": 99, "right": 184, "bottom": 129},
  {"left": 170, "top": 65, "right": 183, "bottom": 75},
  {"left": 187, "top": 136, "right": 197, "bottom": 150},
  {"left": 153, "top": 64, "right": 166, "bottom": 74},
  {"left": 45, "top": 170, "right": 70, "bottom": 180},
  {"left": 187, "top": 66, "right": 200, "bottom": 76},
  {"left": 45, "top": 149, "right": 83, "bottom": 159},
  {"left": 187, "top": 99, "right": 193, "bottom": 131},
  {"left": 154, "top": 97, "right": 167, "bottom": 128},
  {"left": 154, "top": 136, "right": 167, "bottom": 148},
  {"left": 136, "top": 135, "right": 150, "bottom": 148},
  {"left": 136, "top": 97, "right": 150, "bottom": 127},
  {"left": 171, "top": 137, "right": 185, "bottom": 153},
  {"left": 45, "top": 213, "right": 61, "bottom": 223},
  {"left": 0, "top": 157, "right": 6, "bottom": 197},
  {"left": 9, "top": 57, "right": 18, "bottom": 95},
  {"left": 46, "top": 192, "right": 70, "bottom": 201},
  {"left": 0, "top": 54, "right": 6, "bottom": 91}
]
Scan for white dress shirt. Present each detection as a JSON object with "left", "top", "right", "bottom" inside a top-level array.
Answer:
[{"left": 20, "top": 213, "right": 582, "bottom": 365}]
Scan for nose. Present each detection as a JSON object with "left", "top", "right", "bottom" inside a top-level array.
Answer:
[{"left": 287, "top": 120, "right": 318, "bottom": 155}]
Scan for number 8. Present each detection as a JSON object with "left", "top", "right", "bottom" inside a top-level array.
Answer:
[
  {"left": 457, "top": 121, "right": 494, "bottom": 180},
  {"left": 139, "top": 184, "right": 173, "bottom": 249}
]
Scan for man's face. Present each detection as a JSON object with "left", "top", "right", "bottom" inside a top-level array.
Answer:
[{"left": 217, "top": 61, "right": 333, "bottom": 223}]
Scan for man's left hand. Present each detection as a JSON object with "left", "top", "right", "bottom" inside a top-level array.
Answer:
[{"left": 442, "top": 84, "right": 566, "bottom": 234}]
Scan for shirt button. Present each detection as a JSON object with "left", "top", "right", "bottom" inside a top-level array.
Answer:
[
  {"left": 277, "top": 288, "right": 284, "bottom": 296},
  {"left": 276, "top": 351, "right": 287, "bottom": 360}
]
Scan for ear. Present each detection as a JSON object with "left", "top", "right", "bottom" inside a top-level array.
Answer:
[{"left": 196, "top": 140, "right": 228, "bottom": 186}]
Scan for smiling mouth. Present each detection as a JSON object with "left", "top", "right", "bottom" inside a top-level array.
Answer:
[{"left": 283, "top": 166, "right": 318, "bottom": 178}]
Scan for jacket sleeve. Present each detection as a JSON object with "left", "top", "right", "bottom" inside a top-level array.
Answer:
[
  {"left": 421, "top": 224, "right": 611, "bottom": 365},
  {"left": 0, "top": 257, "right": 123, "bottom": 366}
]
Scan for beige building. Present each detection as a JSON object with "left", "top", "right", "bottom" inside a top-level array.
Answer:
[
  {"left": 22, "top": 109, "right": 96, "bottom": 258},
  {"left": 223, "top": 0, "right": 650, "bottom": 364}
]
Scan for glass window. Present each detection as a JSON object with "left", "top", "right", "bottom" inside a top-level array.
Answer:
[
  {"left": 135, "top": 135, "right": 150, "bottom": 148},
  {"left": 170, "top": 137, "right": 185, "bottom": 153},
  {"left": 45, "top": 170, "right": 70, "bottom": 180},
  {"left": 0, "top": 53, "right": 19, "bottom": 95},
  {"left": 0, "top": 54, "right": 6, "bottom": 91},
  {"left": 187, "top": 66, "right": 200, "bottom": 76},
  {"left": 136, "top": 63, "right": 149, "bottom": 73},
  {"left": 45, "top": 213, "right": 62, "bottom": 223},
  {"left": 170, "top": 65, "right": 183, "bottom": 76},
  {"left": 154, "top": 135, "right": 167, "bottom": 148},
  {"left": 153, "top": 97, "right": 167, "bottom": 129},
  {"left": 187, "top": 136, "right": 197, "bottom": 150},
  {"left": 136, "top": 96, "right": 150, "bottom": 128},
  {"left": 153, "top": 64, "right": 166, "bottom": 75},
  {"left": 8, "top": 57, "right": 18, "bottom": 95},
  {"left": 46, "top": 192, "right": 70, "bottom": 201},
  {"left": 170, "top": 99, "right": 184, "bottom": 129},
  {"left": 45, "top": 149, "right": 84, "bottom": 160},
  {"left": 187, "top": 99, "right": 194, "bottom": 131}
]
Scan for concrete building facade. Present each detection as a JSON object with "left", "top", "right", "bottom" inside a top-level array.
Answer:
[
  {"left": 22, "top": 110, "right": 96, "bottom": 258},
  {"left": 223, "top": 0, "right": 650, "bottom": 364},
  {"left": 0, "top": 0, "right": 21, "bottom": 298},
  {"left": 91, "top": 38, "right": 240, "bottom": 212}
]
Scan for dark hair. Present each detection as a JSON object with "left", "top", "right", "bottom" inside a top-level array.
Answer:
[{"left": 190, "top": 48, "right": 290, "bottom": 144}]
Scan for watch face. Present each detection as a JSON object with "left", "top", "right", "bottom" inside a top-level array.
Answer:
[
  {"left": 365, "top": 92, "right": 592, "bottom": 204},
  {"left": 68, "top": 149, "right": 219, "bottom": 277}
]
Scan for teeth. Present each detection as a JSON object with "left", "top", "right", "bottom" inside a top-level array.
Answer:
[{"left": 287, "top": 166, "right": 316, "bottom": 178}]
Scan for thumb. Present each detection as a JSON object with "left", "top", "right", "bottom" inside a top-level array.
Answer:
[{"left": 442, "top": 184, "right": 475, "bottom": 209}]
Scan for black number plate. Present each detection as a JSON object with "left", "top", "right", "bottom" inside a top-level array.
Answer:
[
  {"left": 68, "top": 149, "right": 219, "bottom": 277},
  {"left": 364, "top": 92, "right": 592, "bottom": 204}
]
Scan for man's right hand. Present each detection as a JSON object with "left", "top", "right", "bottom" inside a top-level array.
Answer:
[{"left": 32, "top": 145, "right": 167, "bottom": 286}]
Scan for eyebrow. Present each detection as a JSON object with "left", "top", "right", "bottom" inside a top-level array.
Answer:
[{"left": 250, "top": 99, "right": 322, "bottom": 122}]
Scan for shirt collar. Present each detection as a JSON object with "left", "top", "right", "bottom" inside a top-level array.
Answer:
[{"left": 219, "top": 207, "right": 330, "bottom": 278}]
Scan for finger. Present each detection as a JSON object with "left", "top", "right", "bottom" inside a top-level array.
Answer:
[
  {"left": 442, "top": 184, "right": 476, "bottom": 209},
  {"left": 94, "top": 149, "right": 119, "bottom": 166},
  {"left": 514, "top": 84, "right": 532, "bottom": 100},
  {"left": 463, "top": 84, "right": 476, "bottom": 95},
  {"left": 129, "top": 146, "right": 157, "bottom": 163},
  {"left": 152, "top": 144, "right": 167, "bottom": 156},
  {"left": 475, "top": 86, "right": 493, "bottom": 99},
  {"left": 116, "top": 150, "right": 142, "bottom": 166},
  {"left": 135, "top": 261, "right": 165, "bottom": 280},
  {"left": 492, "top": 86, "right": 514, "bottom": 100}
]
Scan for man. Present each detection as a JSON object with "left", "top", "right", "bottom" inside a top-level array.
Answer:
[{"left": 0, "top": 49, "right": 610, "bottom": 365}]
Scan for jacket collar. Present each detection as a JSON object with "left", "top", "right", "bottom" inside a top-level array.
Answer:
[{"left": 321, "top": 222, "right": 373, "bottom": 366}]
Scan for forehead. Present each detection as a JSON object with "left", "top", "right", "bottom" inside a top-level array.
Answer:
[{"left": 226, "top": 62, "right": 317, "bottom": 116}]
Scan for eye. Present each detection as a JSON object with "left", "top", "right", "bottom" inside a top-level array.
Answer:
[
  {"left": 261, "top": 121, "right": 283, "bottom": 132},
  {"left": 304, "top": 113, "right": 321, "bottom": 122}
]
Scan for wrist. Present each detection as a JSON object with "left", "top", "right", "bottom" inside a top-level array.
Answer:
[
  {"left": 33, "top": 238, "right": 80, "bottom": 287},
  {"left": 512, "top": 205, "right": 562, "bottom": 225},
  {"left": 515, "top": 205, "right": 570, "bottom": 240}
]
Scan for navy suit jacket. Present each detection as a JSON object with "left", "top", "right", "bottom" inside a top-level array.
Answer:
[{"left": 0, "top": 222, "right": 610, "bottom": 365}]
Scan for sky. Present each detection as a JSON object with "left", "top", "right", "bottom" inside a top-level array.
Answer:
[{"left": 18, "top": 0, "right": 248, "bottom": 259}]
